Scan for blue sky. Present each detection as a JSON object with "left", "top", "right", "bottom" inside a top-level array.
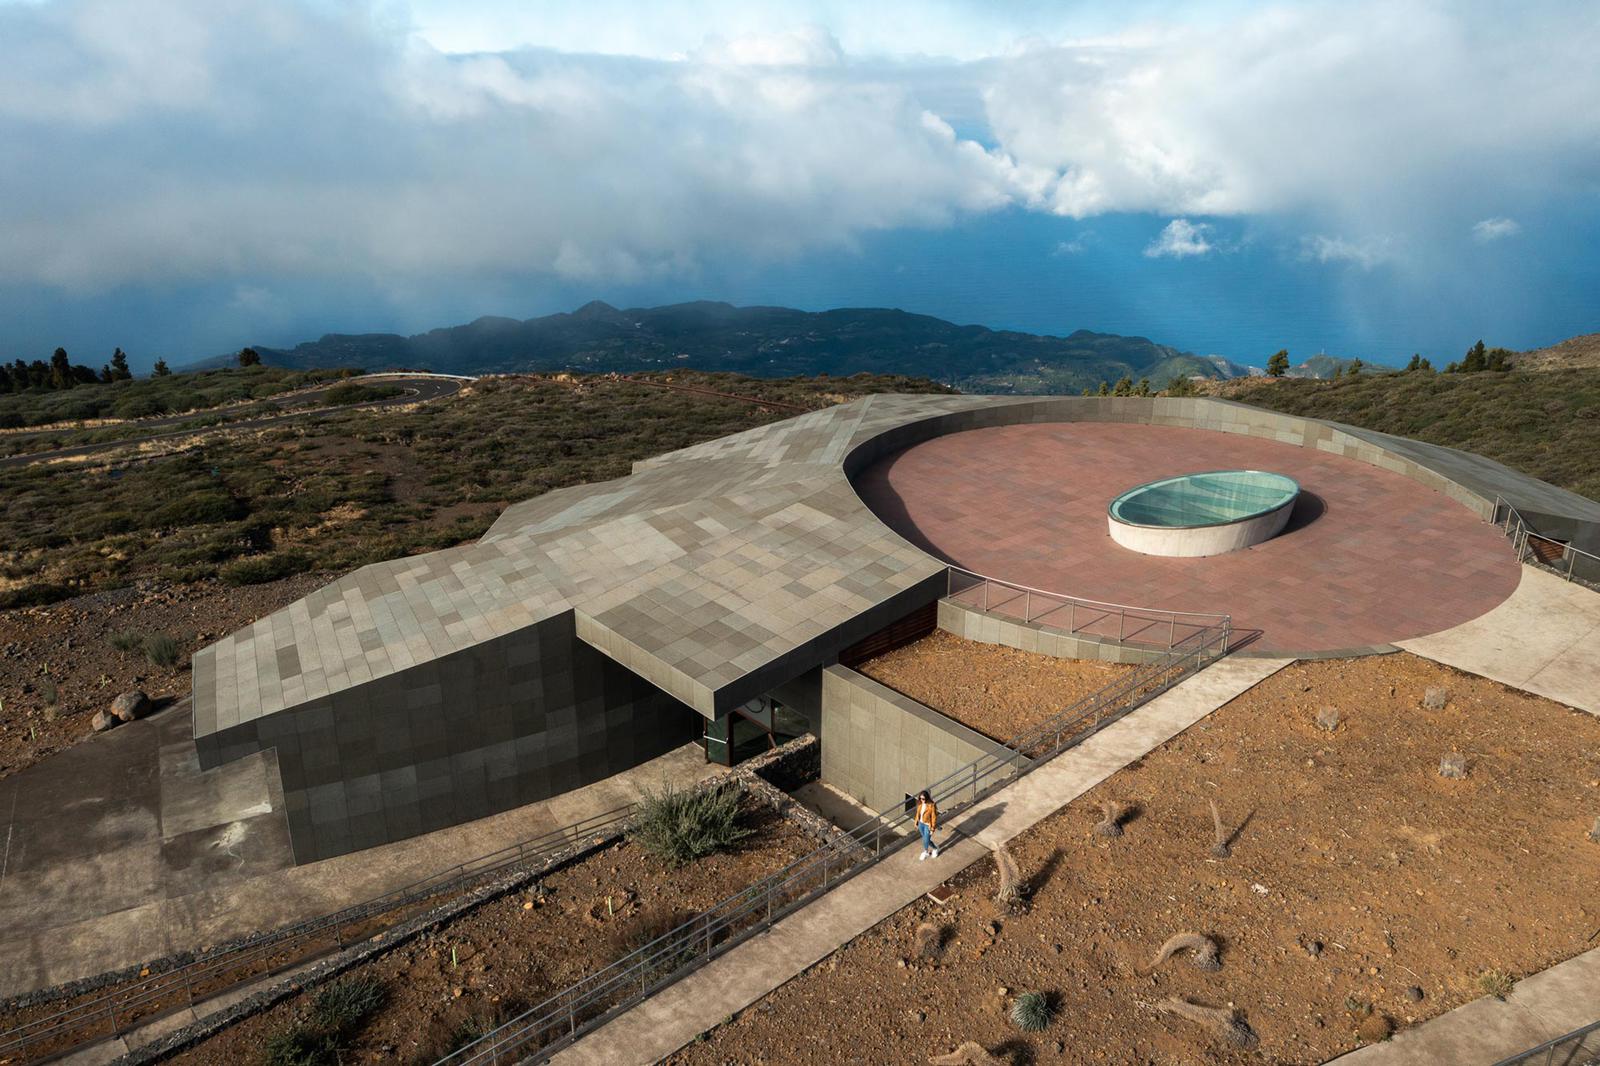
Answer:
[{"left": 2, "top": 1, "right": 1598, "bottom": 371}]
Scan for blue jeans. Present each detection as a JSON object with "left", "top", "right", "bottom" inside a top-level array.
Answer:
[{"left": 918, "top": 822, "right": 934, "bottom": 851}]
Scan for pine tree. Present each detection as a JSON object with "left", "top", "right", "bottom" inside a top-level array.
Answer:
[
  {"left": 1112, "top": 375, "right": 1133, "bottom": 396},
  {"left": 1419, "top": 357, "right": 1433, "bottom": 371},
  {"left": 1405, "top": 354, "right": 1421, "bottom": 372},
  {"left": 110, "top": 348, "right": 132, "bottom": 380},
  {"left": 1347, "top": 358, "right": 1363, "bottom": 377},
  {"left": 237, "top": 347, "right": 261, "bottom": 368},
  {"left": 1136, "top": 377, "right": 1151, "bottom": 396},
  {"left": 1266, "top": 349, "right": 1290, "bottom": 377},
  {"left": 152, "top": 358, "right": 171, "bottom": 377},
  {"left": 99, "top": 364, "right": 114, "bottom": 384},
  {"left": 1096, "top": 381, "right": 1110, "bottom": 397},
  {"left": 50, "top": 347, "right": 73, "bottom": 389}
]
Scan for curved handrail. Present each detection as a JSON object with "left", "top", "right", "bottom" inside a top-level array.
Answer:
[{"left": 945, "top": 565, "right": 1232, "bottom": 624}]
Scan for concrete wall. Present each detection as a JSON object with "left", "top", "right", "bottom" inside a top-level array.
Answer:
[
  {"left": 936, "top": 599, "right": 1166, "bottom": 665},
  {"left": 819, "top": 664, "right": 1015, "bottom": 813},
  {"left": 197, "top": 611, "right": 702, "bottom": 864}
]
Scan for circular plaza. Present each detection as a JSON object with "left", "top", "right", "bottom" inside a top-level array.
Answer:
[{"left": 854, "top": 420, "right": 1522, "bottom": 655}]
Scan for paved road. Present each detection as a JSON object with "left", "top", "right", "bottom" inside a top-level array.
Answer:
[{"left": 0, "top": 374, "right": 469, "bottom": 469}]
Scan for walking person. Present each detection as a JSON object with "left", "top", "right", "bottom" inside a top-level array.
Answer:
[{"left": 915, "top": 789, "right": 940, "bottom": 860}]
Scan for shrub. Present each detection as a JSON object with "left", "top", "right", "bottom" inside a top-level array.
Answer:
[
  {"left": 1479, "top": 970, "right": 1515, "bottom": 999},
  {"left": 262, "top": 1024, "right": 335, "bottom": 1066},
  {"left": 109, "top": 628, "right": 144, "bottom": 654},
  {"left": 311, "top": 975, "right": 387, "bottom": 1036},
  {"left": 324, "top": 383, "right": 400, "bottom": 406},
  {"left": 221, "top": 550, "right": 311, "bottom": 586},
  {"left": 148, "top": 491, "right": 245, "bottom": 528},
  {"left": 629, "top": 783, "right": 751, "bottom": 867},
  {"left": 143, "top": 633, "right": 180, "bottom": 668},
  {"left": 1010, "top": 991, "right": 1055, "bottom": 1032}
]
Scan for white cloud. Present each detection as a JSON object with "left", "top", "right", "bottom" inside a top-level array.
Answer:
[
  {"left": 1144, "top": 219, "right": 1213, "bottom": 259},
  {"left": 0, "top": 0, "right": 1595, "bottom": 294},
  {"left": 1298, "top": 234, "right": 1395, "bottom": 269},
  {"left": 1051, "top": 234, "right": 1090, "bottom": 255},
  {"left": 1471, "top": 217, "right": 1522, "bottom": 242}
]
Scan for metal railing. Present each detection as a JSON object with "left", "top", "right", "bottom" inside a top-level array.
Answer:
[
  {"left": 1493, "top": 495, "right": 1599, "bottom": 583},
  {"left": 1491, "top": 1018, "right": 1600, "bottom": 1066},
  {"left": 947, "top": 566, "right": 1232, "bottom": 651},
  {"left": 436, "top": 618, "right": 1233, "bottom": 1065},
  {"left": 0, "top": 804, "right": 636, "bottom": 1062}
]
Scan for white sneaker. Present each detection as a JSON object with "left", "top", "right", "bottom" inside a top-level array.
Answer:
[
  {"left": 930, "top": 848, "right": 939, "bottom": 859},
  {"left": 918, "top": 851, "right": 928, "bottom": 861}
]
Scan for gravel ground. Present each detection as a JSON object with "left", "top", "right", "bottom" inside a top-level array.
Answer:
[{"left": 670, "top": 652, "right": 1600, "bottom": 1066}]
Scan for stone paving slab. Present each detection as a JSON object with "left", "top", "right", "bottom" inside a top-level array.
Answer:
[
  {"left": 1328, "top": 944, "right": 1600, "bottom": 1066},
  {"left": 855, "top": 421, "right": 1521, "bottom": 655},
  {"left": 550, "top": 656, "right": 1292, "bottom": 1066},
  {"left": 1398, "top": 565, "right": 1600, "bottom": 715}
]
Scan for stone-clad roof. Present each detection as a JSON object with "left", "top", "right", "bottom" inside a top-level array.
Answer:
[
  {"left": 193, "top": 391, "right": 1599, "bottom": 745},
  {"left": 191, "top": 393, "right": 980, "bottom": 737}
]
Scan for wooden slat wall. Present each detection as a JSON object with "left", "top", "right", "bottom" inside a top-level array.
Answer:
[{"left": 838, "top": 601, "right": 938, "bottom": 668}]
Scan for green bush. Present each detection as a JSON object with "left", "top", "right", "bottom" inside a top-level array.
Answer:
[
  {"left": 221, "top": 550, "right": 311, "bottom": 586},
  {"left": 148, "top": 491, "right": 245, "bottom": 528},
  {"left": 261, "top": 976, "right": 387, "bottom": 1066},
  {"left": 324, "top": 383, "right": 400, "bottom": 406},
  {"left": 311, "top": 975, "right": 387, "bottom": 1036},
  {"left": 1011, "top": 991, "right": 1056, "bottom": 1032},
  {"left": 628, "top": 783, "right": 752, "bottom": 867},
  {"left": 262, "top": 1025, "right": 335, "bottom": 1066},
  {"left": 143, "top": 632, "right": 180, "bottom": 668},
  {"left": 109, "top": 628, "right": 144, "bottom": 654}
]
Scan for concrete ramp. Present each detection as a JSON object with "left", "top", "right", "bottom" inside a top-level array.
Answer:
[{"left": 1399, "top": 565, "right": 1600, "bottom": 715}]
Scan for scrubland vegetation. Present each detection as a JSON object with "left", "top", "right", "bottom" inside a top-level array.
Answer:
[{"left": 0, "top": 370, "right": 947, "bottom": 609}]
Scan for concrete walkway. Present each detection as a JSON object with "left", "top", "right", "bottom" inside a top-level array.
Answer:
[
  {"left": 1328, "top": 944, "right": 1600, "bottom": 1065},
  {"left": 1399, "top": 564, "right": 1600, "bottom": 715},
  {"left": 0, "top": 701, "right": 719, "bottom": 998},
  {"left": 551, "top": 655, "right": 1292, "bottom": 1066}
]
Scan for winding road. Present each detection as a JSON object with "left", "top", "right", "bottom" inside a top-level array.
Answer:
[{"left": 0, "top": 373, "right": 472, "bottom": 469}]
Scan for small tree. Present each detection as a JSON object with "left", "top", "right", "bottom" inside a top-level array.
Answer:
[
  {"left": 1135, "top": 377, "right": 1151, "bottom": 396},
  {"left": 237, "top": 347, "right": 262, "bottom": 368},
  {"left": 1347, "top": 358, "right": 1363, "bottom": 376},
  {"left": 1266, "top": 349, "right": 1290, "bottom": 377},
  {"left": 110, "top": 348, "right": 132, "bottom": 380},
  {"left": 98, "top": 364, "right": 114, "bottom": 384},
  {"left": 1112, "top": 375, "right": 1133, "bottom": 396},
  {"left": 50, "top": 347, "right": 73, "bottom": 389},
  {"left": 1404, "top": 353, "right": 1421, "bottom": 371},
  {"left": 152, "top": 358, "right": 171, "bottom": 377},
  {"left": 1096, "top": 381, "right": 1110, "bottom": 397},
  {"left": 1419, "top": 356, "right": 1433, "bottom": 371}
]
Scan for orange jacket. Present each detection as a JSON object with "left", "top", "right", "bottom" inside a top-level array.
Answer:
[{"left": 915, "top": 796, "right": 938, "bottom": 830}]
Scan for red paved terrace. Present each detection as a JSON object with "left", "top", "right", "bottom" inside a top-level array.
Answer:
[{"left": 855, "top": 422, "right": 1521, "bottom": 655}]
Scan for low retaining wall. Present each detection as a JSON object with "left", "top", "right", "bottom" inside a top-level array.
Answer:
[
  {"left": 937, "top": 598, "right": 1167, "bottom": 665},
  {"left": 819, "top": 664, "right": 1015, "bottom": 813}
]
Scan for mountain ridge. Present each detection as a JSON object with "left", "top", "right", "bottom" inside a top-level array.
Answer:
[{"left": 190, "top": 301, "right": 1256, "bottom": 394}]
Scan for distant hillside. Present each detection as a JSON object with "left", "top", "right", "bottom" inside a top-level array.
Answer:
[
  {"left": 1516, "top": 332, "right": 1600, "bottom": 371},
  {"left": 200, "top": 301, "right": 1247, "bottom": 394},
  {"left": 1222, "top": 366, "right": 1600, "bottom": 503},
  {"left": 1288, "top": 354, "right": 1360, "bottom": 380}
]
